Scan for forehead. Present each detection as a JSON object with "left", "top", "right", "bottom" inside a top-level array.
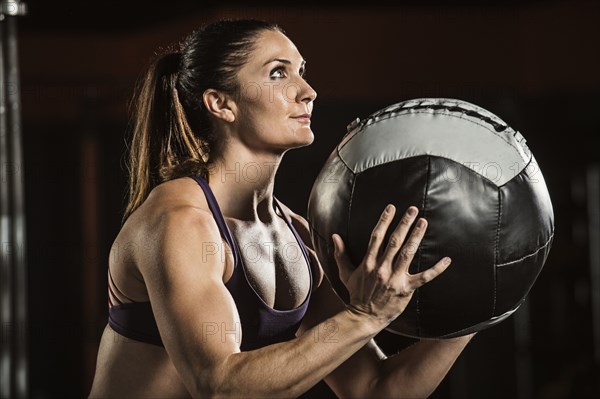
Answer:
[{"left": 246, "top": 30, "right": 303, "bottom": 66}]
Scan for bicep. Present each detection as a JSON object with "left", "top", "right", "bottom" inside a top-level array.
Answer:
[{"left": 141, "top": 209, "right": 241, "bottom": 393}]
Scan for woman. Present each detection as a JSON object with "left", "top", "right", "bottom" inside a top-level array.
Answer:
[{"left": 88, "top": 19, "right": 473, "bottom": 398}]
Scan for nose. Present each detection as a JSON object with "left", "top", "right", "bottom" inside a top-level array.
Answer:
[
  {"left": 288, "top": 77, "right": 317, "bottom": 104},
  {"left": 301, "top": 80, "right": 317, "bottom": 104}
]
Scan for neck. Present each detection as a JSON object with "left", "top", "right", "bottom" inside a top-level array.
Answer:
[{"left": 206, "top": 143, "right": 283, "bottom": 223}]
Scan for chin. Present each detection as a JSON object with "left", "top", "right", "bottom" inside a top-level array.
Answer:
[
  {"left": 295, "top": 129, "right": 315, "bottom": 147},
  {"left": 278, "top": 127, "right": 315, "bottom": 151}
]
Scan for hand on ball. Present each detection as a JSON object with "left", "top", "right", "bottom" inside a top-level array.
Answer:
[{"left": 332, "top": 205, "right": 452, "bottom": 327}]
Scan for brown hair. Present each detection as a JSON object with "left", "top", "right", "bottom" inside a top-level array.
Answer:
[{"left": 123, "top": 19, "right": 282, "bottom": 222}]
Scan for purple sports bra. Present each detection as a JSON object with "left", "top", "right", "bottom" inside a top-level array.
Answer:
[{"left": 108, "top": 175, "right": 314, "bottom": 351}]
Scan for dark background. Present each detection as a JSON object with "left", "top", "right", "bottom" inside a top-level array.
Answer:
[{"left": 12, "top": 0, "right": 600, "bottom": 397}]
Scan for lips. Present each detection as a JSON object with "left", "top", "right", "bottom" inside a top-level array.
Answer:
[{"left": 292, "top": 114, "right": 311, "bottom": 123}]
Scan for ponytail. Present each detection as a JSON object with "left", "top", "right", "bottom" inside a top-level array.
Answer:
[{"left": 123, "top": 51, "right": 210, "bottom": 222}]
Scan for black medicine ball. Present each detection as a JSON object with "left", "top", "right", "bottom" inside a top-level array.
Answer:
[{"left": 307, "top": 98, "right": 554, "bottom": 338}]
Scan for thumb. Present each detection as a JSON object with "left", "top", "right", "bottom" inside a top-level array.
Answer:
[{"left": 332, "top": 234, "right": 353, "bottom": 284}]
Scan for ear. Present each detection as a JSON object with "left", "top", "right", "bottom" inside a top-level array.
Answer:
[{"left": 203, "top": 89, "right": 236, "bottom": 123}]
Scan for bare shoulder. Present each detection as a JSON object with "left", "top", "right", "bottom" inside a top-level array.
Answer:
[
  {"left": 276, "top": 199, "right": 324, "bottom": 288},
  {"left": 126, "top": 177, "right": 211, "bottom": 227},
  {"left": 147, "top": 176, "right": 211, "bottom": 212},
  {"left": 120, "top": 177, "right": 228, "bottom": 277}
]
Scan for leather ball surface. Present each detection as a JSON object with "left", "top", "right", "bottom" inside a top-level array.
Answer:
[{"left": 307, "top": 98, "right": 554, "bottom": 338}]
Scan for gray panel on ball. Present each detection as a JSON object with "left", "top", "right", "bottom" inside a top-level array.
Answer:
[{"left": 339, "top": 99, "right": 531, "bottom": 186}]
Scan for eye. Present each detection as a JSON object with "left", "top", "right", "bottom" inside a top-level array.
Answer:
[{"left": 270, "top": 66, "right": 287, "bottom": 79}]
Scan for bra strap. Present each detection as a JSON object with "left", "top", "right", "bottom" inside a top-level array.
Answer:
[{"left": 190, "top": 175, "right": 241, "bottom": 267}]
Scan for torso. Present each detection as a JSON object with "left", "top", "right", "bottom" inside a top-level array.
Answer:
[
  {"left": 225, "top": 209, "right": 311, "bottom": 311},
  {"left": 88, "top": 178, "right": 315, "bottom": 398}
]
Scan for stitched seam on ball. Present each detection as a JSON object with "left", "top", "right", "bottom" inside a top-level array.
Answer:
[
  {"left": 416, "top": 156, "right": 431, "bottom": 336},
  {"left": 497, "top": 156, "right": 534, "bottom": 189},
  {"left": 308, "top": 224, "right": 327, "bottom": 254},
  {"left": 368, "top": 100, "right": 509, "bottom": 133},
  {"left": 354, "top": 154, "right": 530, "bottom": 188},
  {"left": 493, "top": 189, "right": 502, "bottom": 317},
  {"left": 496, "top": 232, "right": 554, "bottom": 267},
  {"left": 336, "top": 144, "right": 355, "bottom": 174},
  {"left": 369, "top": 110, "right": 505, "bottom": 137},
  {"left": 347, "top": 172, "right": 357, "bottom": 270}
]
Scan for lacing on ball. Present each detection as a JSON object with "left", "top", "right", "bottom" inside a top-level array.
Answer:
[{"left": 345, "top": 98, "right": 528, "bottom": 149}]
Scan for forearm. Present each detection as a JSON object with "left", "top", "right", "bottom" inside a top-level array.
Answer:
[
  {"left": 208, "top": 309, "right": 381, "bottom": 399},
  {"left": 370, "top": 334, "right": 475, "bottom": 399}
]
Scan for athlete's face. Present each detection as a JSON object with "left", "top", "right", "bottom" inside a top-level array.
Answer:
[{"left": 233, "top": 30, "right": 317, "bottom": 153}]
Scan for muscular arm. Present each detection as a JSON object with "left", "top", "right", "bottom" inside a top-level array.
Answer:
[
  {"left": 287, "top": 206, "right": 474, "bottom": 399},
  {"left": 370, "top": 335, "right": 474, "bottom": 399},
  {"left": 299, "top": 273, "right": 474, "bottom": 399},
  {"left": 142, "top": 207, "right": 386, "bottom": 399}
]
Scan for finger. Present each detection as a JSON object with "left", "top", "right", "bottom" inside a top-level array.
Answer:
[
  {"left": 408, "top": 257, "right": 452, "bottom": 291},
  {"left": 391, "top": 217, "right": 428, "bottom": 275},
  {"left": 332, "top": 234, "right": 354, "bottom": 284},
  {"left": 381, "top": 206, "right": 419, "bottom": 265},
  {"left": 364, "top": 204, "right": 397, "bottom": 267}
]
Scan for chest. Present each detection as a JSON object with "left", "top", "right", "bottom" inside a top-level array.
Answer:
[{"left": 226, "top": 218, "right": 311, "bottom": 311}]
